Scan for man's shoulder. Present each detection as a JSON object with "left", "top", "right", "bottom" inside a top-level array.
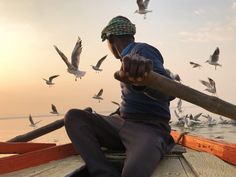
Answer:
[{"left": 133, "top": 42, "right": 155, "bottom": 50}]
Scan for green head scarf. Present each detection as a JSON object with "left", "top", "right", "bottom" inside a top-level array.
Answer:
[{"left": 101, "top": 16, "right": 136, "bottom": 41}]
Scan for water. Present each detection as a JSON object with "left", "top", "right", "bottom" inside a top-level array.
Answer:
[{"left": 0, "top": 113, "right": 235, "bottom": 144}]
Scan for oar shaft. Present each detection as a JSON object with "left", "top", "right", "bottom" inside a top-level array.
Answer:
[{"left": 114, "top": 71, "right": 236, "bottom": 120}]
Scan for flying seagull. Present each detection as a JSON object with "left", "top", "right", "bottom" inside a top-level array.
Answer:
[
  {"left": 50, "top": 104, "right": 59, "bottom": 115},
  {"left": 54, "top": 36, "right": 86, "bottom": 81},
  {"left": 29, "top": 114, "right": 41, "bottom": 127},
  {"left": 189, "top": 61, "right": 201, "bottom": 69},
  {"left": 165, "top": 68, "right": 181, "bottom": 82},
  {"left": 91, "top": 55, "right": 107, "bottom": 72},
  {"left": 199, "top": 77, "right": 216, "bottom": 95},
  {"left": 135, "top": 0, "right": 152, "bottom": 19},
  {"left": 205, "top": 47, "right": 222, "bottom": 70},
  {"left": 43, "top": 75, "right": 59, "bottom": 86},
  {"left": 93, "top": 89, "right": 103, "bottom": 103}
]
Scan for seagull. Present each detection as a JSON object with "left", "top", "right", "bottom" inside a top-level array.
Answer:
[
  {"left": 93, "top": 89, "right": 103, "bottom": 103},
  {"left": 54, "top": 36, "right": 86, "bottom": 81},
  {"left": 43, "top": 75, "right": 59, "bottom": 86},
  {"left": 29, "top": 114, "right": 41, "bottom": 127},
  {"left": 189, "top": 113, "right": 202, "bottom": 122},
  {"left": 199, "top": 77, "right": 216, "bottom": 95},
  {"left": 50, "top": 104, "right": 59, "bottom": 115},
  {"left": 173, "top": 110, "right": 186, "bottom": 126},
  {"left": 91, "top": 55, "right": 107, "bottom": 72},
  {"left": 165, "top": 69, "right": 181, "bottom": 82},
  {"left": 205, "top": 47, "right": 222, "bottom": 70},
  {"left": 135, "top": 0, "right": 152, "bottom": 19},
  {"left": 202, "top": 114, "right": 217, "bottom": 126},
  {"left": 189, "top": 61, "right": 201, "bottom": 69}
]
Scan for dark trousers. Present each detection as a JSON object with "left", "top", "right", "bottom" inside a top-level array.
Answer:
[{"left": 64, "top": 109, "right": 174, "bottom": 177}]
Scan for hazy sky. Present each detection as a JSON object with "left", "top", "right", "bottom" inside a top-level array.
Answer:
[{"left": 0, "top": 0, "right": 236, "bottom": 118}]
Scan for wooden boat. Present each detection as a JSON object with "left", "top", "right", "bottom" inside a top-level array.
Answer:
[{"left": 1, "top": 130, "right": 236, "bottom": 177}]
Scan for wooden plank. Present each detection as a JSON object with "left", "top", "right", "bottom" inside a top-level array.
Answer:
[
  {"left": 1, "top": 155, "right": 85, "bottom": 177},
  {"left": 0, "top": 142, "right": 56, "bottom": 154},
  {"left": 0, "top": 143, "right": 76, "bottom": 174},
  {"left": 152, "top": 156, "right": 195, "bottom": 177},
  {"left": 171, "top": 130, "right": 236, "bottom": 165},
  {"left": 183, "top": 151, "right": 236, "bottom": 177}
]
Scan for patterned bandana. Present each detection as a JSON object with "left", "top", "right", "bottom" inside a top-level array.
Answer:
[{"left": 101, "top": 16, "right": 136, "bottom": 41}]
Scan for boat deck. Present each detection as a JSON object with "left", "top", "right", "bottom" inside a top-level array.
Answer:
[{"left": 2, "top": 146, "right": 236, "bottom": 177}]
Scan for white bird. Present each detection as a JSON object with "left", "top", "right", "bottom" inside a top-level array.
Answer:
[
  {"left": 54, "top": 36, "right": 86, "bottom": 81},
  {"left": 50, "top": 104, "right": 59, "bottom": 115},
  {"left": 29, "top": 114, "right": 41, "bottom": 127},
  {"left": 189, "top": 61, "right": 201, "bottom": 69},
  {"left": 43, "top": 75, "right": 59, "bottom": 86},
  {"left": 93, "top": 89, "right": 104, "bottom": 103},
  {"left": 135, "top": 0, "right": 152, "bottom": 19},
  {"left": 189, "top": 113, "right": 202, "bottom": 122},
  {"left": 91, "top": 55, "right": 107, "bottom": 72},
  {"left": 199, "top": 77, "right": 216, "bottom": 95},
  {"left": 202, "top": 114, "right": 217, "bottom": 126},
  {"left": 206, "top": 47, "right": 222, "bottom": 70}
]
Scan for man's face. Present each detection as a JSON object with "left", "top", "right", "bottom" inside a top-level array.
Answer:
[{"left": 107, "top": 39, "right": 120, "bottom": 59}]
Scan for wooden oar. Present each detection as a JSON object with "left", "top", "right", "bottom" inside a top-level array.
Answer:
[
  {"left": 114, "top": 71, "right": 236, "bottom": 120},
  {"left": 7, "top": 107, "right": 92, "bottom": 142}
]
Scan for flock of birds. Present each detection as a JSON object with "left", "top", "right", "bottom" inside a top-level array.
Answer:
[
  {"left": 29, "top": 1, "right": 229, "bottom": 132},
  {"left": 171, "top": 98, "right": 236, "bottom": 130},
  {"left": 167, "top": 47, "right": 221, "bottom": 96}
]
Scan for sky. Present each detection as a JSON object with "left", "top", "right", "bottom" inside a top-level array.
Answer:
[{"left": 0, "top": 0, "right": 236, "bottom": 119}]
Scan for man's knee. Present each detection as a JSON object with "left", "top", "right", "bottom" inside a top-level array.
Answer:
[{"left": 64, "top": 109, "right": 88, "bottom": 127}]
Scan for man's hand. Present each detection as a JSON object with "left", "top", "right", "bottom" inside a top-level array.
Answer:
[{"left": 114, "top": 54, "right": 153, "bottom": 85}]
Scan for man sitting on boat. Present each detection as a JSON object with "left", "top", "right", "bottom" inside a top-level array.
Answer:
[{"left": 64, "top": 16, "right": 175, "bottom": 177}]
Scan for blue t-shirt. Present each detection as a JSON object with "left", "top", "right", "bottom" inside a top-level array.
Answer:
[{"left": 119, "top": 42, "right": 173, "bottom": 124}]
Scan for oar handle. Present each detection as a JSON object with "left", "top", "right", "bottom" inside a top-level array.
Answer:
[{"left": 114, "top": 71, "right": 236, "bottom": 120}]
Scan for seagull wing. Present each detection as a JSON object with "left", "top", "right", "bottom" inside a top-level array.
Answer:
[
  {"left": 194, "top": 113, "right": 202, "bottom": 120},
  {"left": 51, "top": 104, "right": 58, "bottom": 113},
  {"left": 177, "top": 99, "right": 182, "bottom": 111},
  {"left": 97, "top": 89, "right": 103, "bottom": 97},
  {"left": 29, "top": 114, "right": 34, "bottom": 125},
  {"left": 211, "top": 47, "right": 220, "bottom": 62},
  {"left": 71, "top": 36, "right": 82, "bottom": 70},
  {"left": 111, "top": 101, "right": 120, "bottom": 106},
  {"left": 200, "top": 80, "right": 211, "bottom": 88},
  {"left": 137, "top": 0, "right": 145, "bottom": 10},
  {"left": 54, "top": 45, "right": 71, "bottom": 68},
  {"left": 96, "top": 55, "right": 107, "bottom": 68},
  {"left": 174, "top": 110, "right": 180, "bottom": 119},
  {"left": 208, "top": 77, "right": 215, "bottom": 88},
  {"left": 143, "top": 0, "right": 150, "bottom": 9},
  {"left": 49, "top": 75, "right": 59, "bottom": 82}
]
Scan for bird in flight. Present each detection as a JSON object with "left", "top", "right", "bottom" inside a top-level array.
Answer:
[
  {"left": 28, "top": 114, "right": 41, "bottom": 127},
  {"left": 165, "top": 68, "right": 181, "bottom": 82},
  {"left": 50, "top": 104, "right": 59, "bottom": 115},
  {"left": 91, "top": 55, "right": 107, "bottom": 72},
  {"left": 199, "top": 77, "right": 216, "bottom": 95},
  {"left": 111, "top": 101, "right": 120, "bottom": 106},
  {"left": 92, "top": 89, "right": 104, "bottom": 103},
  {"left": 54, "top": 36, "right": 86, "bottom": 81},
  {"left": 205, "top": 47, "right": 222, "bottom": 70},
  {"left": 43, "top": 75, "right": 59, "bottom": 86},
  {"left": 189, "top": 61, "right": 201, "bottom": 69},
  {"left": 135, "top": 0, "right": 152, "bottom": 19}
]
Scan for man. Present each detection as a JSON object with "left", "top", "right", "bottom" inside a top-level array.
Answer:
[{"left": 64, "top": 16, "right": 175, "bottom": 177}]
